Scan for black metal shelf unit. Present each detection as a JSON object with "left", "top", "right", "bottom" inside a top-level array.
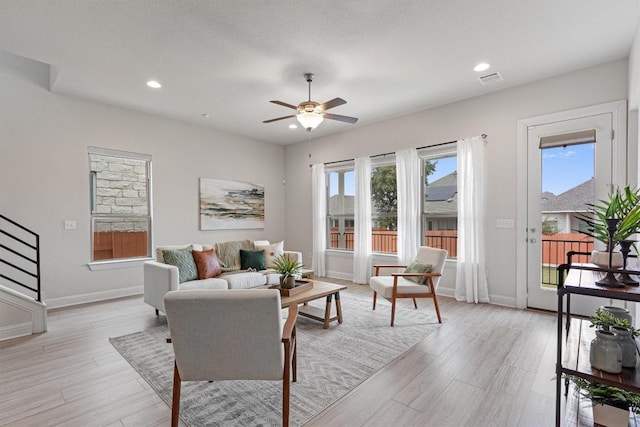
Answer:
[{"left": 555, "top": 253, "right": 640, "bottom": 426}]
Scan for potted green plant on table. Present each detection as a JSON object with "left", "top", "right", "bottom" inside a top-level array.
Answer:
[
  {"left": 271, "top": 255, "right": 303, "bottom": 289},
  {"left": 575, "top": 186, "right": 640, "bottom": 268},
  {"left": 570, "top": 376, "right": 640, "bottom": 427}
]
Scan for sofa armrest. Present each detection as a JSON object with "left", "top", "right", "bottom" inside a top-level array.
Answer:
[
  {"left": 144, "top": 260, "right": 179, "bottom": 313},
  {"left": 283, "top": 250, "right": 303, "bottom": 265}
]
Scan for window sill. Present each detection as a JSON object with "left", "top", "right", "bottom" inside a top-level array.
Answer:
[{"left": 87, "top": 257, "right": 152, "bottom": 271}]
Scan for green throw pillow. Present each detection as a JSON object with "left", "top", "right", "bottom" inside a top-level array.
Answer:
[
  {"left": 163, "top": 247, "right": 198, "bottom": 283},
  {"left": 240, "top": 249, "right": 266, "bottom": 271},
  {"left": 403, "top": 261, "right": 433, "bottom": 285}
]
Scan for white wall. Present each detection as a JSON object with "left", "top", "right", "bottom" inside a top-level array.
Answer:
[
  {"left": 284, "top": 59, "right": 630, "bottom": 306},
  {"left": 0, "top": 53, "right": 286, "bottom": 310}
]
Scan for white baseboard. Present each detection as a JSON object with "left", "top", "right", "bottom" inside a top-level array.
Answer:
[
  {"left": 46, "top": 286, "right": 143, "bottom": 309},
  {"left": 487, "top": 294, "right": 517, "bottom": 308},
  {"left": 438, "top": 286, "right": 516, "bottom": 307},
  {"left": 0, "top": 322, "right": 33, "bottom": 341},
  {"left": 326, "top": 270, "right": 353, "bottom": 281}
]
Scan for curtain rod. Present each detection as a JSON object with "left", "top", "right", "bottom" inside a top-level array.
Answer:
[{"left": 323, "top": 134, "right": 487, "bottom": 166}]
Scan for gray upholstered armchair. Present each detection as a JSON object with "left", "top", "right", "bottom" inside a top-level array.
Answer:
[{"left": 164, "top": 289, "right": 298, "bottom": 427}]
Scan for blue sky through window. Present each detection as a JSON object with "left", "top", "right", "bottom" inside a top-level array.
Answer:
[
  {"left": 328, "top": 144, "right": 592, "bottom": 198},
  {"left": 542, "top": 143, "right": 594, "bottom": 195},
  {"left": 428, "top": 156, "right": 457, "bottom": 183}
]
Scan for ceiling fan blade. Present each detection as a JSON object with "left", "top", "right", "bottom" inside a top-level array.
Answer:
[
  {"left": 263, "top": 115, "right": 296, "bottom": 123},
  {"left": 270, "top": 100, "right": 299, "bottom": 110},
  {"left": 318, "top": 97, "right": 346, "bottom": 111},
  {"left": 323, "top": 113, "right": 358, "bottom": 124}
]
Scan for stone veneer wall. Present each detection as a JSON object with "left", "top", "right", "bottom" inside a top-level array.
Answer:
[{"left": 90, "top": 154, "right": 148, "bottom": 232}]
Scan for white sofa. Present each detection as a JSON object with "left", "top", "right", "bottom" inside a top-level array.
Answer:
[{"left": 144, "top": 240, "right": 302, "bottom": 314}]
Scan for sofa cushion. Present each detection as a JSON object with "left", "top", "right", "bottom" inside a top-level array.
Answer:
[
  {"left": 240, "top": 249, "right": 266, "bottom": 270},
  {"left": 254, "top": 241, "right": 284, "bottom": 268},
  {"left": 221, "top": 271, "right": 267, "bottom": 289},
  {"left": 163, "top": 247, "right": 198, "bottom": 283},
  {"left": 216, "top": 239, "right": 254, "bottom": 271},
  {"left": 156, "top": 244, "right": 203, "bottom": 263},
  {"left": 403, "top": 261, "right": 433, "bottom": 285},
  {"left": 178, "top": 277, "right": 228, "bottom": 290},
  {"left": 192, "top": 249, "right": 223, "bottom": 279}
]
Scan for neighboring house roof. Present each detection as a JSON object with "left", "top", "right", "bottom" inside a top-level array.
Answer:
[
  {"left": 329, "top": 194, "right": 355, "bottom": 215},
  {"left": 425, "top": 172, "right": 457, "bottom": 217},
  {"left": 542, "top": 178, "right": 594, "bottom": 213}
]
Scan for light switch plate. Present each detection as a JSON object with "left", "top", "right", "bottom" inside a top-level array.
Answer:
[
  {"left": 496, "top": 219, "right": 514, "bottom": 229},
  {"left": 64, "top": 220, "right": 77, "bottom": 230}
]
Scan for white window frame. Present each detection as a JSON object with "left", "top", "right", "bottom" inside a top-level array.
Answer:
[
  {"left": 88, "top": 146, "right": 152, "bottom": 265},
  {"left": 370, "top": 154, "right": 397, "bottom": 254},
  {"left": 419, "top": 145, "right": 457, "bottom": 258},
  {"left": 325, "top": 161, "right": 355, "bottom": 251}
]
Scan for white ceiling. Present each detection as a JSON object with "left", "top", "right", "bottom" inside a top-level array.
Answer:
[{"left": 1, "top": 1, "right": 639, "bottom": 145}]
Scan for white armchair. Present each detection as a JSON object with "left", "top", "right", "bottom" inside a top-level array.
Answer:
[
  {"left": 164, "top": 289, "right": 298, "bottom": 427},
  {"left": 369, "top": 246, "right": 448, "bottom": 326}
]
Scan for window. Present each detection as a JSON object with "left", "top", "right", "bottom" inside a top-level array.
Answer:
[
  {"left": 89, "top": 147, "right": 152, "bottom": 262},
  {"left": 370, "top": 158, "right": 397, "bottom": 253},
  {"left": 323, "top": 147, "right": 458, "bottom": 258},
  {"left": 421, "top": 151, "right": 457, "bottom": 258},
  {"left": 326, "top": 164, "right": 355, "bottom": 250}
]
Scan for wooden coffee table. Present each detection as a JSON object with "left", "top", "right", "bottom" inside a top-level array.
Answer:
[{"left": 280, "top": 280, "right": 347, "bottom": 329}]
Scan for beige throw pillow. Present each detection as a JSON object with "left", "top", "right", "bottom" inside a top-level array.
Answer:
[{"left": 255, "top": 241, "right": 284, "bottom": 268}]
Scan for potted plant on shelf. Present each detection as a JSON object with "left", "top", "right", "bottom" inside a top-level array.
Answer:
[
  {"left": 589, "top": 307, "right": 639, "bottom": 336},
  {"left": 570, "top": 376, "right": 640, "bottom": 427},
  {"left": 271, "top": 255, "right": 303, "bottom": 289},
  {"left": 575, "top": 186, "right": 640, "bottom": 268}
]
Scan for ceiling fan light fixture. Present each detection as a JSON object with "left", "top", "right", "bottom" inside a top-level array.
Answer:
[{"left": 297, "top": 112, "right": 324, "bottom": 131}]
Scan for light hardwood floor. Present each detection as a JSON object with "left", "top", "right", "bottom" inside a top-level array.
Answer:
[{"left": 1, "top": 279, "right": 565, "bottom": 426}]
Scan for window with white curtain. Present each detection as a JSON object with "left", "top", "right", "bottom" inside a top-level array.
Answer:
[
  {"left": 326, "top": 161, "right": 355, "bottom": 250},
  {"left": 419, "top": 146, "right": 458, "bottom": 259},
  {"left": 323, "top": 145, "right": 459, "bottom": 258}
]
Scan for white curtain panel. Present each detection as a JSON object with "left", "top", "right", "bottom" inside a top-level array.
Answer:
[
  {"left": 455, "top": 136, "right": 490, "bottom": 303},
  {"left": 353, "top": 157, "right": 372, "bottom": 284},
  {"left": 396, "top": 148, "right": 420, "bottom": 264},
  {"left": 311, "top": 163, "right": 326, "bottom": 277}
]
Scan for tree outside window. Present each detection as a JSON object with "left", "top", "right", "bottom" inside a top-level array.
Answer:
[{"left": 370, "top": 160, "right": 437, "bottom": 254}]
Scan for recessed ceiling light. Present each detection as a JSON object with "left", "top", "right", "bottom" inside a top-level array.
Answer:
[
  {"left": 201, "top": 113, "right": 210, "bottom": 118},
  {"left": 473, "top": 63, "right": 490, "bottom": 72},
  {"left": 146, "top": 80, "right": 162, "bottom": 89},
  {"left": 289, "top": 124, "right": 298, "bottom": 129}
]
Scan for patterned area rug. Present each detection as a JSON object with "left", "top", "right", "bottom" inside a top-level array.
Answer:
[{"left": 110, "top": 293, "right": 440, "bottom": 426}]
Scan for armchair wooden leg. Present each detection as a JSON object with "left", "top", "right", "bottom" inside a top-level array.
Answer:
[
  {"left": 433, "top": 294, "right": 442, "bottom": 323},
  {"left": 171, "top": 362, "right": 181, "bottom": 427},
  {"left": 412, "top": 298, "right": 418, "bottom": 309},
  {"left": 372, "top": 291, "right": 377, "bottom": 310},
  {"left": 391, "top": 297, "right": 396, "bottom": 327},
  {"left": 283, "top": 353, "right": 291, "bottom": 427}
]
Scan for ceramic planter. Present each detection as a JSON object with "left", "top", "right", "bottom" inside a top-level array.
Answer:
[
  {"left": 280, "top": 276, "right": 296, "bottom": 289},
  {"left": 592, "top": 403, "right": 629, "bottom": 427},
  {"left": 591, "top": 251, "right": 624, "bottom": 268}
]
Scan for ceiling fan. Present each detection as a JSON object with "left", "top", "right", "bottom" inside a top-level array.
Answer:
[{"left": 263, "top": 73, "right": 358, "bottom": 131}]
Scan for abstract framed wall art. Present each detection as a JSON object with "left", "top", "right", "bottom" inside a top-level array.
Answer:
[{"left": 199, "top": 178, "right": 265, "bottom": 230}]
